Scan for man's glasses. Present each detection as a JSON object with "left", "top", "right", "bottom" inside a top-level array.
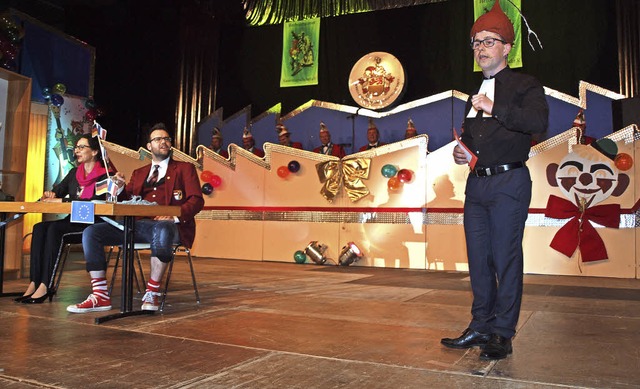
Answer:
[
  {"left": 470, "top": 37, "right": 506, "bottom": 50},
  {"left": 150, "top": 136, "right": 172, "bottom": 143},
  {"left": 74, "top": 145, "right": 90, "bottom": 150}
]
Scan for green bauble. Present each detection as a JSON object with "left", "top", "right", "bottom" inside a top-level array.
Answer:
[{"left": 293, "top": 250, "right": 307, "bottom": 264}]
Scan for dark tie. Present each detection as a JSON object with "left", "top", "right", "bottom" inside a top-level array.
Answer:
[{"left": 147, "top": 165, "right": 159, "bottom": 185}]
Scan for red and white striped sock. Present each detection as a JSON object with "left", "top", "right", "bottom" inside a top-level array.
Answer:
[
  {"left": 146, "top": 278, "right": 160, "bottom": 293},
  {"left": 91, "top": 277, "right": 109, "bottom": 301}
]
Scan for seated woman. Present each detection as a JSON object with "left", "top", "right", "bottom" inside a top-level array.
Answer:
[{"left": 15, "top": 133, "right": 115, "bottom": 304}]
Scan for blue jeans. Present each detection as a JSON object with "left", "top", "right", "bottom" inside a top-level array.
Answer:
[{"left": 82, "top": 219, "right": 180, "bottom": 272}]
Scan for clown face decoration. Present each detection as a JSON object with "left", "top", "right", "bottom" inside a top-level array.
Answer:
[{"left": 546, "top": 143, "right": 629, "bottom": 210}]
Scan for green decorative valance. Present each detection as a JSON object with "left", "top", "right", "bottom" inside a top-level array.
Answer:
[{"left": 242, "top": 0, "right": 448, "bottom": 26}]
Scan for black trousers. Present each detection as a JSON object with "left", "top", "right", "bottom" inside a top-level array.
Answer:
[
  {"left": 463, "top": 167, "right": 532, "bottom": 339},
  {"left": 29, "top": 216, "right": 85, "bottom": 287}
]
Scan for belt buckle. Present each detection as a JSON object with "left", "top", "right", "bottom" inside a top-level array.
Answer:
[{"left": 483, "top": 167, "right": 492, "bottom": 176}]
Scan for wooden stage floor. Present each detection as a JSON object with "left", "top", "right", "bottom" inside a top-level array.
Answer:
[{"left": 1, "top": 253, "right": 639, "bottom": 388}]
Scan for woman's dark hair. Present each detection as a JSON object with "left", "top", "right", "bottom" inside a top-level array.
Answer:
[{"left": 78, "top": 133, "right": 103, "bottom": 163}]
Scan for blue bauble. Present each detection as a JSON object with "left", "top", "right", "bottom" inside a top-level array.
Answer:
[
  {"left": 288, "top": 160, "right": 301, "bottom": 173},
  {"left": 201, "top": 183, "right": 213, "bottom": 195},
  {"left": 381, "top": 164, "right": 398, "bottom": 178}
]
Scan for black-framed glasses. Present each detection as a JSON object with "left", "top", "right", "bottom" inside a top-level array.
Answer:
[
  {"left": 74, "top": 145, "right": 90, "bottom": 150},
  {"left": 470, "top": 37, "right": 506, "bottom": 50},
  {"left": 150, "top": 136, "right": 172, "bottom": 143}
]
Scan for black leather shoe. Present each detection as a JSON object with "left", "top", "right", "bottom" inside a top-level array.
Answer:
[
  {"left": 479, "top": 334, "right": 512, "bottom": 360},
  {"left": 14, "top": 293, "right": 33, "bottom": 303},
  {"left": 441, "top": 328, "right": 492, "bottom": 349},
  {"left": 21, "top": 293, "right": 51, "bottom": 304}
]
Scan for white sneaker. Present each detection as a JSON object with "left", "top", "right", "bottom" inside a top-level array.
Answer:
[
  {"left": 67, "top": 294, "right": 112, "bottom": 313},
  {"left": 141, "top": 291, "right": 161, "bottom": 311}
]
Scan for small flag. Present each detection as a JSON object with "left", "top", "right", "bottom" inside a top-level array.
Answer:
[
  {"left": 70, "top": 201, "right": 95, "bottom": 224},
  {"left": 108, "top": 178, "right": 119, "bottom": 198},
  {"left": 95, "top": 178, "right": 109, "bottom": 195},
  {"left": 92, "top": 121, "right": 107, "bottom": 140}
]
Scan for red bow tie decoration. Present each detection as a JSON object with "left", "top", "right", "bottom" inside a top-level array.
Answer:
[{"left": 544, "top": 195, "right": 620, "bottom": 262}]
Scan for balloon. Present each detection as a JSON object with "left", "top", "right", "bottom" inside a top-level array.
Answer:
[
  {"left": 52, "top": 83, "right": 66, "bottom": 95},
  {"left": 50, "top": 94, "right": 64, "bottom": 107},
  {"left": 200, "top": 170, "right": 213, "bottom": 182},
  {"left": 397, "top": 169, "right": 413, "bottom": 183},
  {"left": 201, "top": 183, "right": 213, "bottom": 195},
  {"left": 614, "top": 153, "right": 633, "bottom": 171},
  {"left": 85, "top": 98, "right": 96, "bottom": 109},
  {"left": 84, "top": 109, "right": 97, "bottom": 122},
  {"left": 277, "top": 166, "right": 290, "bottom": 178},
  {"left": 387, "top": 176, "right": 403, "bottom": 191},
  {"left": 42, "top": 87, "right": 52, "bottom": 100},
  {"left": 381, "top": 164, "right": 398, "bottom": 178},
  {"left": 209, "top": 174, "right": 222, "bottom": 188},
  {"left": 293, "top": 250, "right": 307, "bottom": 264},
  {"left": 287, "top": 160, "right": 300, "bottom": 173}
]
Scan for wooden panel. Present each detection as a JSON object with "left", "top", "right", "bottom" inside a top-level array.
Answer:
[{"left": 0, "top": 68, "right": 31, "bottom": 276}]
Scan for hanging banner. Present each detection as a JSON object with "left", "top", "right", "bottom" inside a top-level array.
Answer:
[
  {"left": 46, "top": 95, "right": 91, "bottom": 191},
  {"left": 280, "top": 17, "right": 320, "bottom": 87},
  {"left": 473, "top": 0, "right": 522, "bottom": 71}
]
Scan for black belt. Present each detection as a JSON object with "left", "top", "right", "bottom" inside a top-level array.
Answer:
[{"left": 471, "top": 161, "right": 525, "bottom": 177}]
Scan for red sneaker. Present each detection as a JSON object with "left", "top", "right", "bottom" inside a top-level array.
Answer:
[
  {"left": 141, "top": 291, "right": 161, "bottom": 311},
  {"left": 67, "top": 294, "right": 112, "bottom": 313}
]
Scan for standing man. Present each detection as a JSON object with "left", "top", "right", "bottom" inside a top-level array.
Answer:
[
  {"left": 276, "top": 123, "right": 303, "bottom": 149},
  {"left": 210, "top": 127, "right": 229, "bottom": 158},
  {"left": 440, "top": 1, "right": 548, "bottom": 360},
  {"left": 242, "top": 127, "right": 265, "bottom": 157},
  {"left": 359, "top": 119, "right": 386, "bottom": 151},
  {"left": 67, "top": 123, "right": 205, "bottom": 313},
  {"left": 313, "top": 122, "right": 346, "bottom": 158}
]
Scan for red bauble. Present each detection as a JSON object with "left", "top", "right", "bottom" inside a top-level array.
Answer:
[
  {"left": 277, "top": 166, "right": 290, "bottom": 178},
  {"left": 614, "top": 153, "right": 633, "bottom": 171},
  {"left": 209, "top": 174, "right": 222, "bottom": 188},
  {"left": 200, "top": 170, "right": 213, "bottom": 182},
  {"left": 397, "top": 169, "right": 413, "bottom": 183}
]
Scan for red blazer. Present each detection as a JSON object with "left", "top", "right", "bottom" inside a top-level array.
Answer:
[
  {"left": 359, "top": 142, "right": 386, "bottom": 152},
  {"left": 290, "top": 142, "right": 303, "bottom": 150},
  {"left": 312, "top": 143, "right": 346, "bottom": 158},
  {"left": 124, "top": 159, "right": 204, "bottom": 248},
  {"left": 249, "top": 147, "right": 265, "bottom": 157},
  {"left": 214, "top": 149, "right": 229, "bottom": 159}
]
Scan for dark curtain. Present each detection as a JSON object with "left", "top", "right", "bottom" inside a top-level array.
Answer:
[
  {"left": 617, "top": 0, "right": 639, "bottom": 97},
  {"left": 176, "top": 4, "right": 220, "bottom": 154}
]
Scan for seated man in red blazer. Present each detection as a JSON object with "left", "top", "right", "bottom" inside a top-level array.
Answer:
[
  {"left": 312, "top": 122, "right": 345, "bottom": 158},
  {"left": 359, "top": 119, "right": 386, "bottom": 151},
  {"left": 67, "top": 122, "right": 205, "bottom": 313},
  {"left": 276, "top": 123, "right": 303, "bottom": 149},
  {"left": 404, "top": 118, "right": 418, "bottom": 139},
  {"left": 210, "top": 127, "right": 229, "bottom": 158},
  {"left": 242, "top": 127, "right": 265, "bottom": 157}
]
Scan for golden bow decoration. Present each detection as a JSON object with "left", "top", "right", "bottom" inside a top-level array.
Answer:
[{"left": 316, "top": 158, "right": 371, "bottom": 203}]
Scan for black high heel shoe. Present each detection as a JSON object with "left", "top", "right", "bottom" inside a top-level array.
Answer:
[
  {"left": 21, "top": 293, "right": 51, "bottom": 304},
  {"left": 14, "top": 293, "right": 33, "bottom": 303}
]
